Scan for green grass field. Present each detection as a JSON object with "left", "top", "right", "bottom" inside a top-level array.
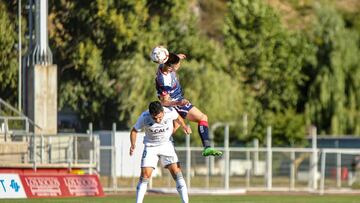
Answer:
[{"left": 1, "top": 194, "right": 359, "bottom": 203}]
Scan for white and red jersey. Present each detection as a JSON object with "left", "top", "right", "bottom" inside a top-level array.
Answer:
[{"left": 133, "top": 107, "right": 179, "bottom": 146}]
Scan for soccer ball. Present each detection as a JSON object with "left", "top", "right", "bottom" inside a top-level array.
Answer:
[{"left": 150, "top": 46, "right": 169, "bottom": 64}]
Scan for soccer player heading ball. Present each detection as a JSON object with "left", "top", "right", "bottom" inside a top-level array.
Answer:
[
  {"left": 151, "top": 46, "right": 223, "bottom": 157},
  {"left": 130, "top": 101, "right": 190, "bottom": 203}
]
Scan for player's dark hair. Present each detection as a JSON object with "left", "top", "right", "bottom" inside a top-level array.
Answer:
[
  {"left": 165, "top": 53, "right": 180, "bottom": 66},
  {"left": 149, "top": 101, "right": 164, "bottom": 115}
]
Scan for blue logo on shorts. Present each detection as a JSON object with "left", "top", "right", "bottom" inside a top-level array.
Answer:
[{"left": 142, "top": 150, "right": 147, "bottom": 158}]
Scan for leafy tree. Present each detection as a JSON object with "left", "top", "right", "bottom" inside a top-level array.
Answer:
[
  {"left": 50, "top": 0, "right": 156, "bottom": 129},
  {"left": 304, "top": 5, "right": 360, "bottom": 135},
  {"left": 2, "top": 0, "right": 359, "bottom": 142},
  {"left": 0, "top": 1, "right": 18, "bottom": 105},
  {"left": 223, "top": 0, "right": 311, "bottom": 145},
  {"left": 271, "top": 109, "right": 306, "bottom": 146}
]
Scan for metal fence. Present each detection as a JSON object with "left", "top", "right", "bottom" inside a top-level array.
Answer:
[
  {"left": 0, "top": 99, "right": 100, "bottom": 173},
  {"left": 2, "top": 105, "right": 360, "bottom": 194},
  {"left": 100, "top": 126, "right": 360, "bottom": 194},
  {"left": 0, "top": 131, "right": 100, "bottom": 173}
]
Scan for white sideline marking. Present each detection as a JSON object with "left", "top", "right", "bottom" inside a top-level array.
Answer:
[{"left": 148, "top": 188, "right": 246, "bottom": 195}]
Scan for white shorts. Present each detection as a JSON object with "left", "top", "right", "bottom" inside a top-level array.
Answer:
[{"left": 141, "top": 142, "right": 179, "bottom": 168}]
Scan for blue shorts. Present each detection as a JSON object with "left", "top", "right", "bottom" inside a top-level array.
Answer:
[{"left": 174, "top": 102, "right": 193, "bottom": 119}]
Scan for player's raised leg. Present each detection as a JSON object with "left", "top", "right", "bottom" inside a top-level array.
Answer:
[
  {"left": 186, "top": 106, "right": 222, "bottom": 156},
  {"left": 167, "top": 163, "right": 189, "bottom": 203},
  {"left": 136, "top": 168, "right": 153, "bottom": 203}
]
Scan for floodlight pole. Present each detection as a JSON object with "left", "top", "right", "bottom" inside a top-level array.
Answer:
[
  {"left": 25, "top": 0, "right": 57, "bottom": 134},
  {"left": 18, "top": 0, "right": 22, "bottom": 111}
]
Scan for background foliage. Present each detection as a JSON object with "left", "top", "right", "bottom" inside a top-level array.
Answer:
[{"left": 0, "top": 0, "right": 359, "bottom": 146}]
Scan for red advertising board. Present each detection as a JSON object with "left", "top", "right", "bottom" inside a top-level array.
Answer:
[
  {"left": 64, "top": 176, "right": 101, "bottom": 196},
  {"left": 19, "top": 174, "right": 104, "bottom": 198}
]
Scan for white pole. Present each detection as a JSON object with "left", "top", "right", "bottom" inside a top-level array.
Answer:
[
  {"left": 33, "top": 0, "right": 52, "bottom": 65},
  {"left": 224, "top": 124, "right": 230, "bottom": 190},
  {"left": 311, "top": 126, "right": 318, "bottom": 190},
  {"left": 68, "top": 136, "right": 73, "bottom": 171},
  {"left": 207, "top": 124, "right": 213, "bottom": 188},
  {"left": 246, "top": 150, "right": 250, "bottom": 188},
  {"left": 253, "top": 138, "right": 259, "bottom": 175},
  {"left": 186, "top": 133, "right": 191, "bottom": 189},
  {"left": 33, "top": 133, "right": 37, "bottom": 171},
  {"left": 205, "top": 156, "right": 209, "bottom": 188},
  {"left": 209, "top": 126, "right": 215, "bottom": 176},
  {"left": 96, "top": 137, "right": 100, "bottom": 173},
  {"left": 266, "top": 126, "right": 272, "bottom": 190},
  {"left": 48, "top": 136, "right": 52, "bottom": 163},
  {"left": 40, "top": 135, "right": 44, "bottom": 163},
  {"left": 18, "top": 0, "right": 22, "bottom": 111},
  {"left": 74, "top": 136, "right": 78, "bottom": 164},
  {"left": 89, "top": 123, "right": 93, "bottom": 174},
  {"left": 112, "top": 123, "right": 117, "bottom": 191},
  {"left": 290, "top": 150, "right": 295, "bottom": 190},
  {"left": 320, "top": 150, "right": 326, "bottom": 195},
  {"left": 336, "top": 152, "right": 341, "bottom": 188}
]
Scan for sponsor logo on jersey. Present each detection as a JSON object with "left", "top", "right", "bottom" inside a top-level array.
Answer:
[{"left": 149, "top": 127, "right": 169, "bottom": 134}]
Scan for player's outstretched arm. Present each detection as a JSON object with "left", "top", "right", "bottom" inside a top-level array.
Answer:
[
  {"left": 173, "top": 119, "right": 181, "bottom": 134},
  {"left": 177, "top": 54, "right": 186, "bottom": 60},
  {"left": 129, "top": 128, "right": 137, "bottom": 156},
  {"left": 175, "top": 116, "right": 192, "bottom": 135},
  {"left": 171, "top": 54, "right": 186, "bottom": 71}
]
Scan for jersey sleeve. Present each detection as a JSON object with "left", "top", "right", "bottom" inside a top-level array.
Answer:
[
  {"left": 169, "top": 108, "right": 179, "bottom": 120},
  {"left": 133, "top": 113, "right": 145, "bottom": 132},
  {"left": 163, "top": 107, "right": 179, "bottom": 121}
]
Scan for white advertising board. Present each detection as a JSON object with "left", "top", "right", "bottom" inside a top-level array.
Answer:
[{"left": 0, "top": 174, "right": 27, "bottom": 198}]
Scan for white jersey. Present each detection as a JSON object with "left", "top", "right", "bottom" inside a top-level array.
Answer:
[{"left": 134, "top": 107, "right": 179, "bottom": 146}]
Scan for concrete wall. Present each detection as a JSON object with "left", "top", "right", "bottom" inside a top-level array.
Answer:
[
  {"left": 0, "top": 142, "right": 29, "bottom": 165},
  {"left": 27, "top": 65, "right": 57, "bottom": 134}
]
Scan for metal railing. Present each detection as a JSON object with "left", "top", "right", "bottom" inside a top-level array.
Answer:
[
  {"left": 0, "top": 98, "right": 99, "bottom": 173},
  {"left": 0, "top": 132, "right": 100, "bottom": 173},
  {"left": 105, "top": 145, "right": 360, "bottom": 193},
  {"left": 0, "top": 98, "right": 42, "bottom": 142},
  {"left": 100, "top": 125, "right": 360, "bottom": 194}
]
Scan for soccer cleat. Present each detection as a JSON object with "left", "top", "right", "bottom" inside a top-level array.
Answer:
[{"left": 202, "top": 147, "right": 223, "bottom": 157}]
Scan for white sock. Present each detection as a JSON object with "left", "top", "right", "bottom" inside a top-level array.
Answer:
[
  {"left": 136, "top": 177, "right": 149, "bottom": 203},
  {"left": 173, "top": 172, "right": 189, "bottom": 203}
]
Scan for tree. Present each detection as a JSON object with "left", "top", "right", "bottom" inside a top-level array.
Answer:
[
  {"left": 0, "top": 1, "right": 18, "bottom": 105},
  {"left": 304, "top": 5, "right": 360, "bottom": 135},
  {"left": 50, "top": 0, "right": 157, "bottom": 129},
  {"left": 223, "top": 0, "right": 311, "bottom": 145}
]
